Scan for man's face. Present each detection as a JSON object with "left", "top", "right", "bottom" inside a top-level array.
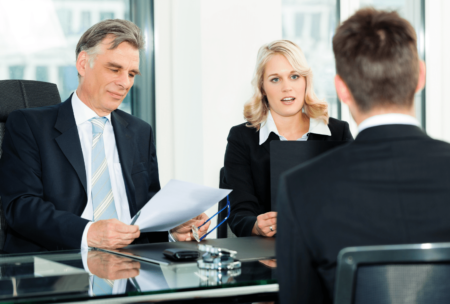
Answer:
[{"left": 78, "top": 36, "right": 140, "bottom": 116}]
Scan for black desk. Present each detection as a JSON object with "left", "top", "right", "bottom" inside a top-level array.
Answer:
[
  {"left": 101, "top": 236, "right": 276, "bottom": 265},
  {"left": 0, "top": 236, "right": 278, "bottom": 303}
]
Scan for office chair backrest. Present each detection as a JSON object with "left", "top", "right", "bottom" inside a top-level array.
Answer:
[
  {"left": 0, "top": 80, "right": 61, "bottom": 252},
  {"left": 334, "top": 243, "right": 450, "bottom": 304}
]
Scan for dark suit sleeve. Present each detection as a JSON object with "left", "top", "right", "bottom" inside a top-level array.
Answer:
[
  {"left": 223, "top": 127, "right": 259, "bottom": 237},
  {"left": 277, "top": 175, "right": 329, "bottom": 304},
  {"left": 0, "top": 111, "right": 89, "bottom": 250},
  {"left": 147, "top": 126, "right": 161, "bottom": 199}
]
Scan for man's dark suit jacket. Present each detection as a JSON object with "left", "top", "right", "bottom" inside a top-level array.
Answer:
[
  {"left": 276, "top": 124, "right": 450, "bottom": 304},
  {"left": 223, "top": 117, "right": 353, "bottom": 237},
  {"left": 0, "top": 97, "right": 167, "bottom": 253}
]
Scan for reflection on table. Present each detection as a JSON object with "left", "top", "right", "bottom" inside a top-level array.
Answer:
[
  {"left": 0, "top": 246, "right": 277, "bottom": 302},
  {"left": 85, "top": 250, "right": 277, "bottom": 295}
]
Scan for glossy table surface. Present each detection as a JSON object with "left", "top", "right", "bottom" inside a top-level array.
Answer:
[{"left": 0, "top": 240, "right": 278, "bottom": 303}]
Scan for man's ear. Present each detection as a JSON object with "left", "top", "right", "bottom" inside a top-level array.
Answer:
[
  {"left": 76, "top": 51, "right": 88, "bottom": 78},
  {"left": 415, "top": 60, "right": 426, "bottom": 93},
  {"left": 334, "top": 75, "right": 354, "bottom": 107}
]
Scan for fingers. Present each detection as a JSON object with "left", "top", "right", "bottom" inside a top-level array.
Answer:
[
  {"left": 199, "top": 220, "right": 211, "bottom": 232},
  {"left": 115, "top": 221, "right": 140, "bottom": 234},
  {"left": 258, "top": 211, "right": 277, "bottom": 221},
  {"left": 99, "top": 261, "right": 140, "bottom": 279},
  {"left": 117, "top": 230, "right": 140, "bottom": 241},
  {"left": 172, "top": 223, "right": 193, "bottom": 234},
  {"left": 116, "top": 260, "right": 141, "bottom": 271},
  {"left": 108, "top": 220, "right": 141, "bottom": 240},
  {"left": 256, "top": 219, "right": 277, "bottom": 237},
  {"left": 260, "top": 224, "right": 276, "bottom": 236},
  {"left": 114, "top": 268, "right": 140, "bottom": 280},
  {"left": 198, "top": 213, "right": 209, "bottom": 221},
  {"left": 88, "top": 220, "right": 141, "bottom": 249},
  {"left": 259, "top": 259, "right": 277, "bottom": 268},
  {"left": 256, "top": 217, "right": 277, "bottom": 229}
]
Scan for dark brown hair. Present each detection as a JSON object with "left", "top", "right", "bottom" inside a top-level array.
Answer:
[{"left": 333, "top": 8, "right": 419, "bottom": 112}]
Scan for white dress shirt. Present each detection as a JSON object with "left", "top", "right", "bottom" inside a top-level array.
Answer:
[
  {"left": 72, "top": 92, "right": 131, "bottom": 249},
  {"left": 358, "top": 113, "right": 419, "bottom": 133},
  {"left": 259, "top": 110, "right": 331, "bottom": 145}
]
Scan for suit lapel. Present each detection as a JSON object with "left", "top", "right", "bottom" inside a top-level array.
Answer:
[
  {"left": 54, "top": 97, "right": 87, "bottom": 194},
  {"left": 111, "top": 111, "right": 138, "bottom": 216},
  {"left": 262, "top": 132, "right": 280, "bottom": 154}
]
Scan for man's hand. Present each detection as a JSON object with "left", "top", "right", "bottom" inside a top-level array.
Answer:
[
  {"left": 87, "top": 250, "right": 141, "bottom": 280},
  {"left": 170, "top": 213, "right": 211, "bottom": 241},
  {"left": 252, "top": 212, "right": 277, "bottom": 237},
  {"left": 87, "top": 219, "right": 140, "bottom": 249},
  {"left": 259, "top": 259, "right": 277, "bottom": 268}
]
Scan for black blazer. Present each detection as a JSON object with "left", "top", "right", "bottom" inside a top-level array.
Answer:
[
  {"left": 222, "top": 117, "right": 353, "bottom": 237},
  {"left": 276, "top": 125, "right": 450, "bottom": 304},
  {"left": 0, "top": 97, "right": 167, "bottom": 254}
]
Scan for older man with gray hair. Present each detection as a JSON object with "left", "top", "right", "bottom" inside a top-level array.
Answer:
[{"left": 0, "top": 19, "right": 209, "bottom": 253}]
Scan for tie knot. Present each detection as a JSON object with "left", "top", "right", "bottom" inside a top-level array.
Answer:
[{"left": 90, "top": 117, "right": 108, "bottom": 134}]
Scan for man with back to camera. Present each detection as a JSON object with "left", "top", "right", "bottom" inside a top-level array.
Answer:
[
  {"left": 277, "top": 8, "right": 450, "bottom": 304},
  {"left": 0, "top": 19, "right": 210, "bottom": 254}
]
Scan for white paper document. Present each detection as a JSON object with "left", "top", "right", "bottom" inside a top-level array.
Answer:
[{"left": 130, "top": 179, "right": 232, "bottom": 232}]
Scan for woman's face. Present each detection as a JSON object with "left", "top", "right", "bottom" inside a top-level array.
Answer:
[{"left": 262, "top": 54, "right": 306, "bottom": 118}]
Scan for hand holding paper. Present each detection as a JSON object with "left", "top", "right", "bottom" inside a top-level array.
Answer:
[
  {"left": 130, "top": 180, "right": 231, "bottom": 235},
  {"left": 170, "top": 213, "right": 211, "bottom": 241}
]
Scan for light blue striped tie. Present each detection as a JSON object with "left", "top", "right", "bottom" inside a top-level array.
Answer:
[
  {"left": 92, "top": 276, "right": 114, "bottom": 296},
  {"left": 90, "top": 117, "right": 118, "bottom": 221}
]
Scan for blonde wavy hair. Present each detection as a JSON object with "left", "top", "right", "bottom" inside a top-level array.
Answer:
[{"left": 244, "top": 40, "right": 329, "bottom": 130}]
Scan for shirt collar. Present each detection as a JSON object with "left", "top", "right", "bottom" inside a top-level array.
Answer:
[
  {"left": 358, "top": 113, "right": 419, "bottom": 133},
  {"left": 259, "top": 111, "right": 279, "bottom": 145},
  {"left": 259, "top": 110, "right": 331, "bottom": 145},
  {"left": 72, "top": 91, "right": 112, "bottom": 126}
]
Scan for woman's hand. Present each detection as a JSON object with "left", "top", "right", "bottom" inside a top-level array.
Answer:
[{"left": 252, "top": 211, "right": 277, "bottom": 237}]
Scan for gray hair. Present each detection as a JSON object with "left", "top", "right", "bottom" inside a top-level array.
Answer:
[{"left": 76, "top": 19, "right": 144, "bottom": 72}]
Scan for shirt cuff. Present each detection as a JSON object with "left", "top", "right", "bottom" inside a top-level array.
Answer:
[
  {"left": 81, "top": 221, "right": 93, "bottom": 250},
  {"left": 80, "top": 248, "right": 93, "bottom": 275},
  {"left": 168, "top": 231, "right": 176, "bottom": 242}
]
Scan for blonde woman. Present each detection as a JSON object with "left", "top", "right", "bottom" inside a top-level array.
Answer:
[{"left": 223, "top": 40, "right": 353, "bottom": 238}]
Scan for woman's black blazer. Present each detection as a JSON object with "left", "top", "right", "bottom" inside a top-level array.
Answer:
[{"left": 222, "top": 117, "right": 353, "bottom": 237}]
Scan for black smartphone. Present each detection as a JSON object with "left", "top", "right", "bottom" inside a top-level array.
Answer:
[{"left": 163, "top": 248, "right": 199, "bottom": 261}]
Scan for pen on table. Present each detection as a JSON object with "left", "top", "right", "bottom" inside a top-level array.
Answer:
[{"left": 130, "top": 210, "right": 141, "bottom": 226}]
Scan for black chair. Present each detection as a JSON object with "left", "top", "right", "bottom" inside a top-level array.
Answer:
[
  {"left": 335, "top": 242, "right": 450, "bottom": 304},
  {"left": 217, "top": 167, "right": 236, "bottom": 238},
  {"left": 0, "top": 80, "right": 61, "bottom": 253}
]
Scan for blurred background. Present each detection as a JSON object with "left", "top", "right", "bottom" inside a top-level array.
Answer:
[{"left": 1, "top": 0, "right": 448, "bottom": 237}]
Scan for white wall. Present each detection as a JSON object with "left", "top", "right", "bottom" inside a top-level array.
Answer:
[
  {"left": 154, "top": 0, "right": 282, "bottom": 238},
  {"left": 425, "top": 0, "right": 450, "bottom": 143}
]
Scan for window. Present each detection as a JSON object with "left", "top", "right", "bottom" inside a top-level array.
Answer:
[
  {"left": 0, "top": 0, "right": 131, "bottom": 113},
  {"left": 36, "top": 66, "right": 49, "bottom": 82},
  {"left": 100, "top": 12, "right": 115, "bottom": 20},
  {"left": 281, "top": 0, "right": 425, "bottom": 126},
  {"left": 80, "top": 11, "right": 92, "bottom": 33},
  {"left": 358, "top": 0, "right": 425, "bottom": 126},
  {"left": 282, "top": 0, "right": 339, "bottom": 118},
  {"left": 9, "top": 66, "right": 25, "bottom": 79}
]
